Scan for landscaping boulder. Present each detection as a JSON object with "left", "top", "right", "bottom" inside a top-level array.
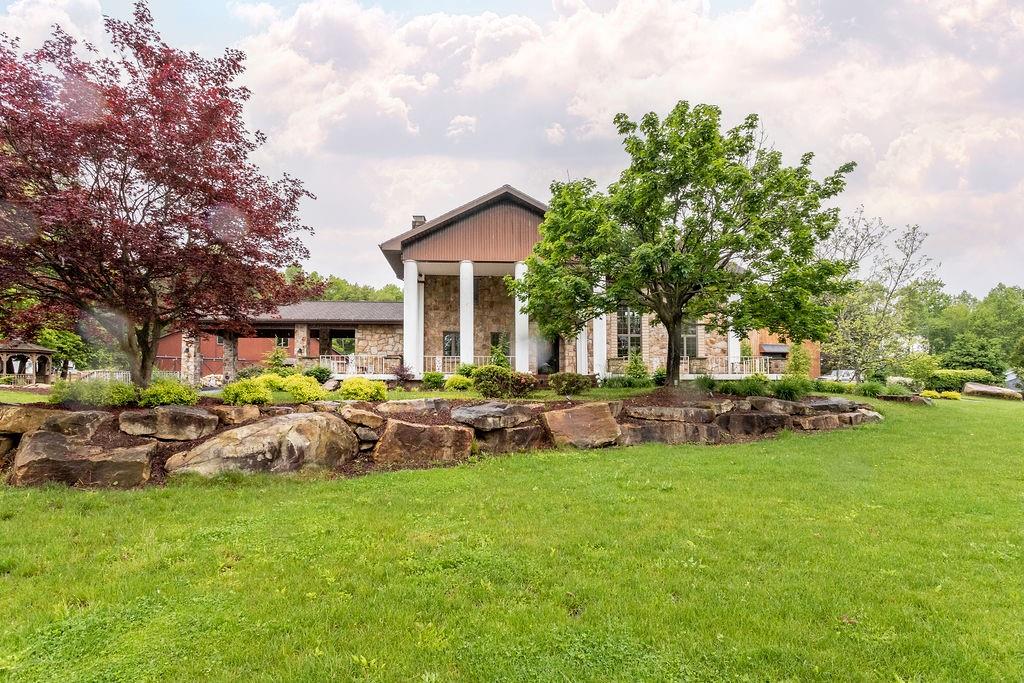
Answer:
[
  {"left": 260, "top": 406, "right": 295, "bottom": 416},
  {"left": 451, "top": 402, "right": 536, "bottom": 430},
  {"left": 694, "top": 398, "right": 749, "bottom": 414},
  {"left": 618, "top": 421, "right": 721, "bottom": 446},
  {"left": 962, "top": 382, "right": 1023, "bottom": 401},
  {"left": 165, "top": 413, "right": 359, "bottom": 476},
  {"left": 477, "top": 424, "right": 547, "bottom": 453},
  {"left": 295, "top": 404, "right": 315, "bottom": 413},
  {"left": 541, "top": 403, "right": 620, "bottom": 448},
  {"left": 322, "top": 379, "right": 340, "bottom": 391},
  {"left": 11, "top": 430, "right": 155, "bottom": 488},
  {"left": 0, "top": 435, "right": 16, "bottom": 471},
  {"left": 715, "top": 411, "right": 790, "bottom": 438},
  {"left": 837, "top": 412, "right": 867, "bottom": 426},
  {"left": 879, "top": 394, "right": 932, "bottom": 405},
  {"left": 119, "top": 406, "right": 218, "bottom": 441},
  {"left": 208, "top": 404, "right": 261, "bottom": 425},
  {"left": 0, "top": 406, "right": 62, "bottom": 435},
  {"left": 748, "top": 397, "right": 813, "bottom": 416},
  {"left": 622, "top": 405, "right": 715, "bottom": 423},
  {"left": 310, "top": 401, "right": 341, "bottom": 412},
  {"left": 372, "top": 419, "right": 473, "bottom": 465},
  {"left": 339, "top": 406, "right": 385, "bottom": 429},
  {"left": 354, "top": 426, "right": 379, "bottom": 442},
  {"left": 857, "top": 408, "right": 884, "bottom": 423},
  {"left": 39, "top": 410, "right": 112, "bottom": 439},
  {"left": 805, "top": 397, "right": 862, "bottom": 414},
  {"left": 790, "top": 414, "right": 841, "bottom": 431},
  {"left": 377, "top": 398, "right": 450, "bottom": 416}
]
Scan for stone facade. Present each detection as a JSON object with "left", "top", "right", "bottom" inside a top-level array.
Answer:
[
  {"left": 604, "top": 312, "right": 732, "bottom": 374},
  {"left": 423, "top": 275, "right": 461, "bottom": 358},
  {"left": 355, "top": 325, "right": 403, "bottom": 356},
  {"left": 474, "top": 276, "right": 515, "bottom": 361}
]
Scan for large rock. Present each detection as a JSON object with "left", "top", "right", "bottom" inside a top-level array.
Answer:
[
  {"left": 477, "top": 424, "right": 547, "bottom": 453},
  {"left": 715, "top": 411, "right": 791, "bottom": 438},
  {"left": 618, "top": 421, "right": 721, "bottom": 446},
  {"left": 790, "top": 414, "right": 842, "bottom": 431},
  {"left": 119, "top": 406, "right": 218, "bottom": 441},
  {"left": 622, "top": 405, "right": 715, "bottom": 423},
  {"left": 962, "top": 382, "right": 1023, "bottom": 401},
  {"left": 805, "top": 397, "right": 863, "bottom": 414},
  {"left": 0, "top": 406, "right": 62, "bottom": 435},
  {"left": 165, "top": 413, "right": 358, "bottom": 476},
  {"left": 837, "top": 412, "right": 866, "bottom": 426},
  {"left": 260, "top": 406, "right": 295, "bottom": 416},
  {"left": 339, "top": 406, "right": 385, "bottom": 429},
  {"left": 11, "top": 430, "right": 154, "bottom": 488},
  {"left": 39, "top": 410, "right": 113, "bottom": 439},
  {"left": 748, "top": 396, "right": 814, "bottom": 416},
  {"left": 310, "top": 401, "right": 341, "bottom": 413},
  {"left": 377, "top": 398, "right": 450, "bottom": 416},
  {"left": 541, "top": 403, "right": 620, "bottom": 448},
  {"left": 451, "top": 401, "right": 536, "bottom": 431},
  {"left": 694, "top": 398, "right": 749, "bottom": 414},
  {"left": 0, "top": 435, "right": 17, "bottom": 471},
  {"left": 208, "top": 404, "right": 261, "bottom": 425},
  {"left": 372, "top": 419, "right": 473, "bottom": 465},
  {"left": 857, "top": 408, "right": 884, "bottom": 423}
]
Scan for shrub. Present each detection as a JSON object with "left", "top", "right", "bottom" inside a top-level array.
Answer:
[
  {"left": 456, "top": 363, "right": 476, "bottom": 377},
  {"left": 236, "top": 365, "right": 266, "bottom": 380},
  {"left": 473, "top": 365, "right": 513, "bottom": 398},
  {"left": 814, "top": 380, "right": 856, "bottom": 394},
  {"left": 443, "top": 374, "right": 474, "bottom": 392},
  {"left": 303, "top": 365, "right": 332, "bottom": 384},
  {"left": 264, "top": 366, "right": 297, "bottom": 377},
  {"left": 254, "top": 373, "right": 287, "bottom": 391},
  {"left": 939, "top": 391, "right": 961, "bottom": 400},
  {"left": 282, "top": 374, "right": 327, "bottom": 403},
  {"left": 337, "top": 377, "right": 387, "bottom": 402},
  {"left": 49, "top": 378, "right": 138, "bottom": 407},
  {"left": 263, "top": 347, "right": 288, "bottom": 369},
  {"left": 902, "top": 352, "right": 940, "bottom": 386},
  {"left": 0, "top": 376, "right": 14, "bottom": 385},
  {"left": 882, "top": 382, "right": 913, "bottom": 396},
  {"left": 139, "top": 378, "right": 199, "bottom": 407},
  {"left": 652, "top": 367, "right": 667, "bottom": 386},
  {"left": 784, "top": 344, "right": 811, "bottom": 378},
  {"left": 920, "top": 389, "right": 941, "bottom": 399},
  {"left": 421, "top": 371, "right": 445, "bottom": 391},
  {"left": 508, "top": 371, "right": 538, "bottom": 398},
  {"left": 48, "top": 379, "right": 73, "bottom": 404},
  {"left": 221, "top": 378, "right": 273, "bottom": 406},
  {"left": 941, "top": 332, "right": 1008, "bottom": 377},
  {"left": 694, "top": 374, "right": 716, "bottom": 393},
  {"left": 549, "top": 372, "right": 591, "bottom": 396},
  {"left": 925, "top": 368, "right": 997, "bottom": 392},
  {"left": 392, "top": 364, "right": 414, "bottom": 383},
  {"left": 771, "top": 376, "right": 812, "bottom": 401},
  {"left": 718, "top": 373, "right": 770, "bottom": 398},
  {"left": 488, "top": 344, "right": 510, "bottom": 368},
  {"left": 857, "top": 380, "right": 885, "bottom": 398},
  {"left": 625, "top": 354, "right": 651, "bottom": 384}
]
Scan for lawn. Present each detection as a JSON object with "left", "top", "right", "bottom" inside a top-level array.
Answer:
[
  {"left": 1, "top": 398, "right": 1021, "bottom": 681},
  {"left": 0, "top": 390, "right": 47, "bottom": 405}
]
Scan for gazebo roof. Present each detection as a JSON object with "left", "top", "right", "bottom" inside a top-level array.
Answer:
[{"left": 0, "top": 339, "right": 55, "bottom": 354}]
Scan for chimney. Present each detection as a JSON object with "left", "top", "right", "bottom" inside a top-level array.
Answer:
[{"left": 411, "top": 215, "right": 426, "bottom": 229}]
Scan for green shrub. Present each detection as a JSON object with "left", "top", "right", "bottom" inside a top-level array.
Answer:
[
  {"left": 236, "top": 365, "right": 266, "bottom": 380},
  {"left": 814, "top": 380, "right": 856, "bottom": 394},
  {"left": 600, "top": 375, "right": 650, "bottom": 389},
  {"left": 456, "top": 364, "right": 476, "bottom": 377},
  {"left": 652, "top": 367, "right": 667, "bottom": 386},
  {"left": 882, "top": 383, "right": 913, "bottom": 397},
  {"left": 920, "top": 389, "right": 941, "bottom": 399},
  {"left": 902, "top": 352, "right": 941, "bottom": 385},
  {"left": 784, "top": 344, "right": 812, "bottom": 378},
  {"left": 0, "top": 376, "right": 14, "bottom": 385},
  {"left": 49, "top": 378, "right": 138, "bottom": 407},
  {"left": 421, "top": 371, "right": 445, "bottom": 390},
  {"left": 508, "top": 371, "right": 538, "bottom": 398},
  {"left": 303, "top": 365, "right": 332, "bottom": 384},
  {"left": 488, "top": 344, "right": 510, "bottom": 368},
  {"left": 263, "top": 347, "right": 288, "bottom": 369},
  {"left": 254, "top": 373, "right": 286, "bottom": 391},
  {"left": 926, "top": 368, "right": 998, "bottom": 392},
  {"left": 282, "top": 374, "right": 328, "bottom": 403},
  {"left": 139, "top": 378, "right": 199, "bottom": 407},
  {"left": 771, "top": 376, "right": 812, "bottom": 401},
  {"left": 718, "top": 373, "right": 770, "bottom": 398},
  {"left": 694, "top": 374, "right": 716, "bottom": 393},
  {"left": 473, "top": 365, "right": 513, "bottom": 398},
  {"left": 48, "top": 379, "right": 73, "bottom": 404},
  {"left": 939, "top": 391, "right": 961, "bottom": 400},
  {"left": 443, "top": 374, "right": 474, "bottom": 392},
  {"left": 857, "top": 380, "right": 886, "bottom": 398},
  {"left": 625, "top": 354, "right": 651, "bottom": 384},
  {"left": 549, "top": 372, "right": 591, "bottom": 396},
  {"left": 221, "top": 378, "right": 273, "bottom": 406},
  {"left": 941, "top": 332, "right": 1008, "bottom": 377},
  {"left": 337, "top": 377, "right": 387, "bottom": 402},
  {"left": 265, "top": 366, "right": 297, "bottom": 377}
]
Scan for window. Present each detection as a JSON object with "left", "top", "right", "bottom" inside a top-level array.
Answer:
[
  {"left": 681, "top": 320, "right": 699, "bottom": 358},
  {"left": 331, "top": 337, "right": 355, "bottom": 355},
  {"left": 275, "top": 336, "right": 288, "bottom": 348},
  {"left": 442, "top": 331, "right": 460, "bottom": 357},
  {"left": 215, "top": 335, "right": 224, "bottom": 346},
  {"left": 616, "top": 308, "right": 642, "bottom": 358}
]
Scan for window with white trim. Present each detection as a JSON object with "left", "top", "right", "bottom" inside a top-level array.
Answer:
[{"left": 616, "top": 308, "right": 642, "bottom": 358}]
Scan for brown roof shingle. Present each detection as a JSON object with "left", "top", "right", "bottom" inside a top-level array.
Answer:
[{"left": 249, "top": 300, "right": 403, "bottom": 325}]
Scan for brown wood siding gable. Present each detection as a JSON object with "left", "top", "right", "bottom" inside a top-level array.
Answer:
[{"left": 403, "top": 200, "right": 542, "bottom": 263}]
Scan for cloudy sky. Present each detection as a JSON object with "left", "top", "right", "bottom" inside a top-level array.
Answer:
[{"left": 3, "top": 0, "right": 1022, "bottom": 295}]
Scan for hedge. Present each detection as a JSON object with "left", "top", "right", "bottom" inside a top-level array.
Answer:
[{"left": 925, "top": 368, "right": 997, "bottom": 392}]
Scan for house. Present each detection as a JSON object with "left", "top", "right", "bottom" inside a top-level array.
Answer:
[{"left": 163, "top": 184, "right": 817, "bottom": 382}]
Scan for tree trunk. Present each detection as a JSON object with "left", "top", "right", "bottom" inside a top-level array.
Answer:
[
  {"left": 664, "top": 318, "right": 682, "bottom": 386},
  {"left": 126, "top": 322, "right": 160, "bottom": 387},
  {"left": 60, "top": 359, "right": 70, "bottom": 379}
]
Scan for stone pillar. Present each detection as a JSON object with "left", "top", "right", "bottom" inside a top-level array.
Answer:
[
  {"left": 593, "top": 313, "right": 608, "bottom": 378},
  {"left": 30, "top": 353, "right": 37, "bottom": 384},
  {"left": 293, "top": 323, "right": 309, "bottom": 359},
  {"left": 459, "top": 260, "right": 475, "bottom": 366},
  {"left": 181, "top": 331, "right": 202, "bottom": 386},
  {"left": 576, "top": 327, "right": 589, "bottom": 375},
  {"left": 0, "top": 353, "right": 8, "bottom": 375},
  {"left": 513, "top": 261, "right": 530, "bottom": 373},
  {"left": 222, "top": 333, "right": 239, "bottom": 383},
  {"left": 403, "top": 259, "right": 420, "bottom": 375},
  {"left": 318, "top": 327, "right": 331, "bottom": 357}
]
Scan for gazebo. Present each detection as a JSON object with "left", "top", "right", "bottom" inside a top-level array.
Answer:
[{"left": 0, "top": 339, "right": 55, "bottom": 385}]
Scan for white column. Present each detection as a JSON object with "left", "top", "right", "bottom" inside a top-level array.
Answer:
[
  {"left": 513, "top": 261, "right": 530, "bottom": 373},
  {"left": 575, "top": 326, "right": 589, "bottom": 375},
  {"left": 459, "top": 260, "right": 474, "bottom": 366},
  {"left": 727, "top": 328, "right": 741, "bottom": 373},
  {"left": 593, "top": 313, "right": 608, "bottom": 378},
  {"left": 403, "top": 259, "right": 420, "bottom": 376}
]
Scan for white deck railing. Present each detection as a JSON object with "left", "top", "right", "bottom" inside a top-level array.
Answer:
[
  {"left": 319, "top": 354, "right": 402, "bottom": 376},
  {"left": 422, "top": 356, "right": 516, "bottom": 374}
]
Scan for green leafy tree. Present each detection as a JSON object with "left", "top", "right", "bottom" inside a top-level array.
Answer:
[
  {"left": 285, "top": 266, "right": 401, "bottom": 302},
  {"left": 35, "top": 329, "right": 90, "bottom": 379},
  {"left": 508, "top": 101, "right": 854, "bottom": 384},
  {"left": 941, "top": 332, "right": 1008, "bottom": 377},
  {"left": 784, "top": 344, "right": 812, "bottom": 378},
  {"left": 901, "top": 352, "right": 941, "bottom": 386}
]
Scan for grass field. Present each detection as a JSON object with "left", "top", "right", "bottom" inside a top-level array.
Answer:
[
  {"left": 1, "top": 397, "right": 1021, "bottom": 680},
  {"left": 0, "top": 390, "right": 46, "bottom": 405}
]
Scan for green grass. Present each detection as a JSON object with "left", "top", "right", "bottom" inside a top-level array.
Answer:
[
  {"left": 1, "top": 398, "right": 1022, "bottom": 680},
  {"left": 0, "top": 390, "right": 47, "bottom": 404}
]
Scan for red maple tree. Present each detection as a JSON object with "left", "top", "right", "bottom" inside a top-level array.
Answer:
[{"left": 0, "top": 2, "right": 319, "bottom": 385}]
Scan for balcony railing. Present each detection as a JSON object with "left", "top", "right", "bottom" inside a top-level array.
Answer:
[
  {"left": 422, "top": 356, "right": 516, "bottom": 374},
  {"left": 319, "top": 354, "right": 403, "bottom": 376},
  {"left": 608, "top": 356, "right": 787, "bottom": 378}
]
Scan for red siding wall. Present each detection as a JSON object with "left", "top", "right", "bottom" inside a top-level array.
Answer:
[{"left": 154, "top": 332, "right": 324, "bottom": 374}]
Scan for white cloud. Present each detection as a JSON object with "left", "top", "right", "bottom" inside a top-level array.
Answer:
[
  {"left": 445, "top": 114, "right": 477, "bottom": 139},
  {"left": 0, "top": 0, "right": 102, "bottom": 48},
  {"left": 228, "top": 1, "right": 280, "bottom": 27},
  {"left": 545, "top": 123, "right": 566, "bottom": 145}
]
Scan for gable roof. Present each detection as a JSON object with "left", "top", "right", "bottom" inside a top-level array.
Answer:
[
  {"left": 245, "top": 301, "right": 403, "bottom": 326},
  {"left": 0, "top": 339, "right": 55, "bottom": 354},
  {"left": 379, "top": 184, "right": 548, "bottom": 277}
]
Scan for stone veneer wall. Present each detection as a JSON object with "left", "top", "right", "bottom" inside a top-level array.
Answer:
[
  {"left": 422, "top": 275, "right": 461, "bottom": 358},
  {"left": 474, "top": 276, "right": 515, "bottom": 361},
  {"left": 355, "top": 325, "right": 403, "bottom": 356},
  {"left": 605, "top": 313, "right": 730, "bottom": 374}
]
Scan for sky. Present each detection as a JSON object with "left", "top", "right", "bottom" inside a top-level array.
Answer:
[{"left": 2, "top": 0, "right": 1022, "bottom": 295}]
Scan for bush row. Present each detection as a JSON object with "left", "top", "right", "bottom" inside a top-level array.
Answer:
[{"left": 49, "top": 378, "right": 199, "bottom": 408}]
